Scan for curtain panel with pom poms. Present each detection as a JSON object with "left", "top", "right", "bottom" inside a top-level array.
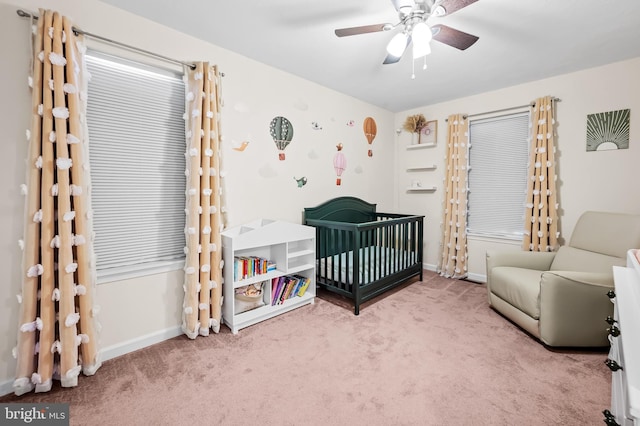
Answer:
[
  {"left": 522, "top": 96, "right": 559, "bottom": 252},
  {"left": 182, "top": 63, "right": 227, "bottom": 338},
  {"left": 438, "top": 114, "right": 469, "bottom": 279},
  {"left": 14, "top": 9, "right": 101, "bottom": 396}
]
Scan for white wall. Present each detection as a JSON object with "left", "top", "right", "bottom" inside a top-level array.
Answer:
[
  {"left": 396, "top": 57, "right": 640, "bottom": 280},
  {"left": 0, "top": 0, "right": 396, "bottom": 393}
]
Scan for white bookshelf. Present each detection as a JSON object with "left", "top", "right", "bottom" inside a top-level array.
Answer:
[{"left": 221, "top": 219, "right": 315, "bottom": 334}]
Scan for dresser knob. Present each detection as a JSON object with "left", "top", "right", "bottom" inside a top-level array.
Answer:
[
  {"left": 607, "top": 290, "right": 616, "bottom": 299},
  {"left": 602, "top": 409, "right": 620, "bottom": 425},
  {"left": 605, "top": 316, "right": 617, "bottom": 325},
  {"left": 607, "top": 325, "right": 620, "bottom": 337},
  {"left": 605, "top": 358, "right": 624, "bottom": 372}
]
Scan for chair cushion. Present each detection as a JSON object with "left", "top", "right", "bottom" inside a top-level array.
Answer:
[
  {"left": 490, "top": 267, "right": 544, "bottom": 319},
  {"left": 549, "top": 246, "right": 625, "bottom": 274}
]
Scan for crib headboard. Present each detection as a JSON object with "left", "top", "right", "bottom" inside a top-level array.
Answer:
[{"left": 303, "top": 196, "right": 377, "bottom": 224}]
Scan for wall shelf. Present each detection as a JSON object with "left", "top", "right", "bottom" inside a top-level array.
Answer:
[
  {"left": 406, "top": 142, "right": 436, "bottom": 150},
  {"left": 406, "top": 165, "right": 437, "bottom": 172},
  {"left": 406, "top": 186, "right": 437, "bottom": 193}
]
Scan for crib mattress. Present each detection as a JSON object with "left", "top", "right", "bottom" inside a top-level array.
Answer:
[{"left": 319, "top": 246, "right": 417, "bottom": 285}]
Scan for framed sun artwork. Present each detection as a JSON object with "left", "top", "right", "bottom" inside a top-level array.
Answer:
[
  {"left": 586, "top": 109, "right": 630, "bottom": 151},
  {"left": 420, "top": 120, "right": 437, "bottom": 145}
]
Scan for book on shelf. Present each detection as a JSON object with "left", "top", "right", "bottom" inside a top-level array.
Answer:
[
  {"left": 291, "top": 274, "right": 307, "bottom": 297},
  {"left": 297, "top": 276, "right": 311, "bottom": 297},
  {"left": 270, "top": 274, "right": 311, "bottom": 305},
  {"left": 280, "top": 276, "right": 298, "bottom": 304},
  {"left": 271, "top": 276, "right": 285, "bottom": 305},
  {"left": 234, "top": 255, "right": 275, "bottom": 281}
]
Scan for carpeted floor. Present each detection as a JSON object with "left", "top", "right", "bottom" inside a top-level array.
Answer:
[{"left": 0, "top": 271, "right": 610, "bottom": 425}]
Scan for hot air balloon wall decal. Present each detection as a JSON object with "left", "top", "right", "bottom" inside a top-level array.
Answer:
[
  {"left": 333, "top": 143, "right": 347, "bottom": 186},
  {"left": 363, "top": 117, "right": 377, "bottom": 157},
  {"left": 269, "top": 116, "right": 294, "bottom": 160}
]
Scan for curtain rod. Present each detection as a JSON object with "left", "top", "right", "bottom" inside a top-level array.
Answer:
[
  {"left": 16, "top": 9, "right": 201, "bottom": 71},
  {"left": 445, "top": 97, "right": 561, "bottom": 121}
]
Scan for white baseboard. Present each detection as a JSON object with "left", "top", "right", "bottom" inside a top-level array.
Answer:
[
  {"left": 423, "top": 264, "right": 486, "bottom": 283},
  {"left": 100, "top": 326, "right": 183, "bottom": 362},
  {"left": 424, "top": 263, "right": 437, "bottom": 272},
  {"left": 466, "top": 272, "right": 487, "bottom": 283},
  {"left": 0, "top": 326, "right": 183, "bottom": 397}
]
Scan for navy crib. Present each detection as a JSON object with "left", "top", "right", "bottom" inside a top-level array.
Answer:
[{"left": 303, "top": 197, "right": 424, "bottom": 315}]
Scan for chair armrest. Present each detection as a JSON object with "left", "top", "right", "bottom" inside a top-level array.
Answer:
[
  {"left": 486, "top": 250, "right": 556, "bottom": 271},
  {"left": 538, "top": 271, "right": 614, "bottom": 347}
]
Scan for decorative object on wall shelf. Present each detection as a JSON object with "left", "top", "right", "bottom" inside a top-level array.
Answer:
[
  {"left": 363, "top": 117, "right": 377, "bottom": 157},
  {"left": 586, "top": 109, "right": 630, "bottom": 151},
  {"left": 333, "top": 143, "right": 346, "bottom": 185},
  {"left": 269, "top": 116, "right": 294, "bottom": 160},
  {"left": 403, "top": 113, "right": 427, "bottom": 144},
  {"left": 421, "top": 120, "right": 437, "bottom": 145}
]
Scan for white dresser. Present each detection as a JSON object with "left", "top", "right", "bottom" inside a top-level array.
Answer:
[{"left": 606, "top": 250, "right": 640, "bottom": 425}]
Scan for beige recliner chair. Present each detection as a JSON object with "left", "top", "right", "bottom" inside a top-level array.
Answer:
[{"left": 486, "top": 211, "right": 640, "bottom": 347}]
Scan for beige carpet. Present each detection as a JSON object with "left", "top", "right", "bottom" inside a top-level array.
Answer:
[{"left": 1, "top": 271, "right": 610, "bottom": 425}]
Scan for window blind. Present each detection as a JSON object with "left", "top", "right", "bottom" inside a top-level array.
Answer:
[
  {"left": 85, "top": 52, "right": 186, "bottom": 276},
  {"left": 467, "top": 112, "right": 529, "bottom": 238}
]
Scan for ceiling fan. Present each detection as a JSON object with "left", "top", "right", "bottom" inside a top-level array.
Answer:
[{"left": 335, "top": 0, "right": 480, "bottom": 65}]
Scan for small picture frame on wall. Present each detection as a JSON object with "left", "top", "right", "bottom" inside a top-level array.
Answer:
[
  {"left": 420, "top": 120, "right": 437, "bottom": 145},
  {"left": 586, "top": 109, "right": 630, "bottom": 151}
]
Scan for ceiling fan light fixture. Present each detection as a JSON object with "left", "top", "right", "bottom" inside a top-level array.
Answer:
[
  {"left": 412, "top": 22, "right": 432, "bottom": 58},
  {"left": 386, "top": 32, "right": 408, "bottom": 57},
  {"left": 433, "top": 5, "right": 446, "bottom": 17}
]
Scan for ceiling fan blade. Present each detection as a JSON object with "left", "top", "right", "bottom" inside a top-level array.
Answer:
[
  {"left": 431, "top": 24, "right": 479, "bottom": 50},
  {"left": 434, "top": 0, "right": 479, "bottom": 16},
  {"left": 383, "top": 35, "right": 412, "bottom": 64},
  {"left": 335, "top": 24, "right": 388, "bottom": 37}
]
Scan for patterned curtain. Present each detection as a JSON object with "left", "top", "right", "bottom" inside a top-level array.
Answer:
[
  {"left": 14, "top": 9, "right": 100, "bottom": 396},
  {"left": 182, "top": 63, "right": 226, "bottom": 338},
  {"left": 438, "top": 114, "right": 469, "bottom": 278},
  {"left": 522, "top": 96, "right": 559, "bottom": 251}
]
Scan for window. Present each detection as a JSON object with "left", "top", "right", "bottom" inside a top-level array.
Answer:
[
  {"left": 467, "top": 112, "right": 529, "bottom": 239},
  {"left": 85, "top": 52, "right": 186, "bottom": 281}
]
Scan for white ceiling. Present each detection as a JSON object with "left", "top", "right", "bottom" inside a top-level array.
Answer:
[{"left": 98, "top": 0, "right": 640, "bottom": 112}]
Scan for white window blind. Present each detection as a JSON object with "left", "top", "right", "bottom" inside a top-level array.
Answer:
[
  {"left": 85, "top": 52, "right": 186, "bottom": 278},
  {"left": 467, "top": 112, "right": 529, "bottom": 239}
]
